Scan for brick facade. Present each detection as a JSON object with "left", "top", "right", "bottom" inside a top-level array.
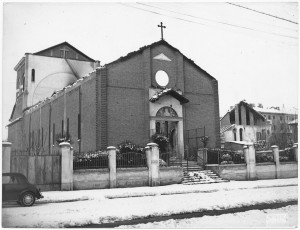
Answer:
[{"left": 8, "top": 40, "right": 221, "bottom": 155}]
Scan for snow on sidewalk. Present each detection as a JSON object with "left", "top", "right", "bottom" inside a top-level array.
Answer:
[
  {"left": 2, "top": 185, "right": 298, "bottom": 228},
  {"left": 116, "top": 205, "right": 298, "bottom": 228},
  {"left": 37, "top": 178, "right": 298, "bottom": 203}
]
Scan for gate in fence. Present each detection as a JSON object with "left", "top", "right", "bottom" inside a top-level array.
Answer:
[
  {"left": 10, "top": 150, "right": 61, "bottom": 191},
  {"left": 184, "top": 127, "right": 206, "bottom": 161}
]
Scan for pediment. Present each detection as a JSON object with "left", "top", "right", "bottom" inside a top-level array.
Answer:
[{"left": 153, "top": 53, "right": 172, "bottom": 61}]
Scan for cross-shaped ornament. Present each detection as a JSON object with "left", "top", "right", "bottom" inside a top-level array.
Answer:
[{"left": 157, "top": 22, "right": 166, "bottom": 40}]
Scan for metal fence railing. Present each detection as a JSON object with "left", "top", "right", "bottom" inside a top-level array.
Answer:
[
  {"left": 207, "top": 149, "right": 245, "bottom": 164},
  {"left": 279, "top": 148, "right": 296, "bottom": 162},
  {"left": 116, "top": 152, "right": 147, "bottom": 168},
  {"left": 255, "top": 150, "right": 274, "bottom": 163},
  {"left": 159, "top": 152, "right": 182, "bottom": 167},
  {"left": 255, "top": 147, "right": 296, "bottom": 163},
  {"left": 73, "top": 151, "right": 109, "bottom": 170}
]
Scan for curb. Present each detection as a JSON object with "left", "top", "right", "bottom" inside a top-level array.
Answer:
[{"left": 73, "top": 200, "right": 298, "bottom": 228}]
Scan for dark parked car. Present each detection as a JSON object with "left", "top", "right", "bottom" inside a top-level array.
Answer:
[{"left": 2, "top": 173, "right": 44, "bottom": 206}]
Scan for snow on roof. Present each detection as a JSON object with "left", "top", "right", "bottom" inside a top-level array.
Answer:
[
  {"left": 220, "top": 124, "right": 235, "bottom": 133},
  {"left": 24, "top": 69, "right": 99, "bottom": 115},
  {"left": 149, "top": 88, "right": 189, "bottom": 104},
  {"left": 6, "top": 116, "right": 23, "bottom": 127},
  {"left": 288, "top": 119, "right": 298, "bottom": 125},
  {"left": 254, "top": 106, "right": 297, "bottom": 115}
]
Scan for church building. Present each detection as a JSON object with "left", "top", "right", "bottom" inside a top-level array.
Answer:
[{"left": 7, "top": 39, "right": 220, "bottom": 159}]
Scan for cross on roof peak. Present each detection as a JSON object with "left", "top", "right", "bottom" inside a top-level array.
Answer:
[{"left": 157, "top": 22, "right": 166, "bottom": 40}]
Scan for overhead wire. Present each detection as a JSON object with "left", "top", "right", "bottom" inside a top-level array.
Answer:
[
  {"left": 138, "top": 2, "right": 297, "bottom": 33},
  {"left": 119, "top": 3, "right": 297, "bottom": 41},
  {"left": 227, "top": 2, "right": 298, "bottom": 25}
]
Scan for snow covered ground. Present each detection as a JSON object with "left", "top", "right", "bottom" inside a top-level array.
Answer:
[
  {"left": 36, "top": 178, "right": 298, "bottom": 203},
  {"left": 2, "top": 181, "right": 298, "bottom": 228},
  {"left": 117, "top": 205, "right": 298, "bottom": 228}
]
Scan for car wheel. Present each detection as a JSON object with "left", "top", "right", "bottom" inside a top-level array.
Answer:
[{"left": 20, "top": 192, "right": 35, "bottom": 207}]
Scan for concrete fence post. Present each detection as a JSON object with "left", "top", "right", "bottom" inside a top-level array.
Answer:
[
  {"left": 145, "top": 146, "right": 151, "bottom": 185},
  {"left": 272, "top": 145, "right": 280, "bottom": 179},
  {"left": 248, "top": 144, "right": 257, "bottom": 180},
  {"left": 293, "top": 143, "right": 298, "bottom": 162},
  {"left": 2, "top": 142, "right": 12, "bottom": 173},
  {"left": 59, "top": 142, "right": 73, "bottom": 191},
  {"left": 243, "top": 145, "right": 250, "bottom": 180},
  {"left": 147, "top": 143, "right": 160, "bottom": 187},
  {"left": 107, "top": 146, "right": 117, "bottom": 188},
  {"left": 243, "top": 144, "right": 257, "bottom": 180}
]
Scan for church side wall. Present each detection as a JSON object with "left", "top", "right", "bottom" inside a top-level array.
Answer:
[
  {"left": 41, "top": 104, "right": 51, "bottom": 154},
  {"left": 51, "top": 95, "right": 65, "bottom": 153},
  {"left": 183, "top": 60, "right": 220, "bottom": 148},
  {"left": 66, "top": 87, "right": 80, "bottom": 152},
  {"left": 81, "top": 77, "right": 97, "bottom": 151},
  {"left": 31, "top": 109, "right": 40, "bottom": 153},
  {"left": 107, "top": 87, "right": 146, "bottom": 146},
  {"left": 106, "top": 55, "right": 147, "bottom": 146}
]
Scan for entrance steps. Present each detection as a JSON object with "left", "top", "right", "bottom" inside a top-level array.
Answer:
[{"left": 181, "top": 160, "right": 229, "bottom": 185}]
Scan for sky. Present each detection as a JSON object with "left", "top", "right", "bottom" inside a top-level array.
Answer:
[{"left": 1, "top": 2, "right": 298, "bottom": 140}]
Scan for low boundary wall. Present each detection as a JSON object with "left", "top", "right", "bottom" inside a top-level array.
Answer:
[
  {"left": 73, "top": 169, "right": 110, "bottom": 190},
  {"left": 73, "top": 166, "right": 182, "bottom": 190},
  {"left": 206, "top": 162, "right": 297, "bottom": 181},
  {"left": 160, "top": 167, "right": 183, "bottom": 185}
]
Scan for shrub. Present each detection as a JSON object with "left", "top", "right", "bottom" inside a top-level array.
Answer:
[
  {"left": 151, "top": 134, "right": 169, "bottom": 152},
  {"left": 117, "top": 140, "right": 144, "bottom": 154},
  {"left": 116, "top": 140, "right": 146, "bottom": 167}
]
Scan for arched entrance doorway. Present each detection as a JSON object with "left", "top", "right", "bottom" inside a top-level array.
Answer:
[{"left": 154, "top": 106, "right": 179, "bottom": 156}]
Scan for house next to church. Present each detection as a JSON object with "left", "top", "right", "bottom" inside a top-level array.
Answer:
[
  {"left": 220, "top": 101, "right": 271, "bottom": 149},
  {"left": 7, "top": 39, "right": 220, "bottom": 160}
]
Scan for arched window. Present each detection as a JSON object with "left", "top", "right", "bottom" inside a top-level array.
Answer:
[
  {"left": 156, "top": 122, "right": 161, "bottom": 134},
  {"left": 31, "top": 69, "right": 35, "bottom": 82},
  {"left": 239, "top": 128, "right": 243, "bottom": 141},
  {"left": 233, "top": 128, "right": 237, "bottom": 141},
  {"left": 156, "top": 106, "right": 178, "bottom": 117}
]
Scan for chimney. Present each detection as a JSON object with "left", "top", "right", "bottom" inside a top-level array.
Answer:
[{"left": 258, "top": 103, "right": 263, "bottom": 108}]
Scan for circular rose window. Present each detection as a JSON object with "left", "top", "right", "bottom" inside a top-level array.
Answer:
[{"left": 155, "top": 70, "right": 169, "bottom": 87}]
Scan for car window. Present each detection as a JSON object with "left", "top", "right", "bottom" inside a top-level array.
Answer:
[
  {"left": 2, "top": 176, "right": 10, "bottom": 184},
  {"left": 2, "top": 175, "right": 20, "bottom": 184}
]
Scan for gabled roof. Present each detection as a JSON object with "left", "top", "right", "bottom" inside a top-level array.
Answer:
[
  {"left": 224, "top": 101, "right": 265, "bottom": 121},
  {"left": 149, "top": 88, "right": 189, "bottom": 104},
  {"left": 33, "top": 41, "right": 95, "bottom": 62},
  {"left": 106, "top": 39, "right": 216, "bottom": 81},
  {"left": 239, "top": 101, "right": 265, "bottom": 121}
]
